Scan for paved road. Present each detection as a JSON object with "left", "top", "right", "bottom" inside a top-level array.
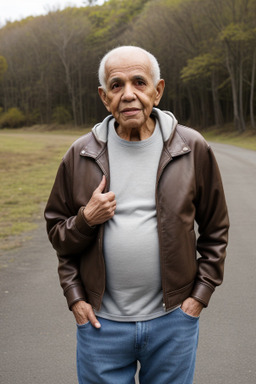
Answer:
[{"left": 1, "top": 142, "right": 256, "bottom": 383}]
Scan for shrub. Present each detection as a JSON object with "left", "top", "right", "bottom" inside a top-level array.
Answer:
[
  {"left": 52, "top": 106, "right": 72, "bottom": 124},
  {"left": 0, "top": 107, "right": 26, "bottom": 128},
  {"left": 0, "top": 56, "right": 8, "bottom": 81},
  {"left": 26, "top": 109, "right": 41, "bottom": 125}
]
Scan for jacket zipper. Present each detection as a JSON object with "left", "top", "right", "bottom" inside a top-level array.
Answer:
[
  {"left": 82, "top": 150, "right": 109, "bottom": 311},
  {"left": 155, "top": 152, "right": 173, "bottom": 312},
  {"left": 95, "top": 163, "right": 110, "bottom": 310}
]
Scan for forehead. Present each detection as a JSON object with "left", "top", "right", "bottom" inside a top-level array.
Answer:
[{"left": 105, "top": 51, "right": 153, "bottom": 83}]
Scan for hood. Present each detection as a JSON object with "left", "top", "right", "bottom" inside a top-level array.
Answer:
[{"left": 91, "top": 108, "right": 178, "bottom": 143}]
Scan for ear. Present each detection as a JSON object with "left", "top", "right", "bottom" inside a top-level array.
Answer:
[
  {"left": 98, "top": 87, "right": 111, "bottom": 112},
  {"left": 154, "top": 79, "right": 165, "bottom": 107}
]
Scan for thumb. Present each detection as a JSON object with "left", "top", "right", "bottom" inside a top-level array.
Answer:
[
  {"left": 88, "top": 311, "right": 101, "bottom": 329},
  {"left": 94, "top": 175, "right": 106, "bottom": 194}
]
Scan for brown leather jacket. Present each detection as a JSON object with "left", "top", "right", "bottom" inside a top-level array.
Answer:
[{"left": 45, "top": 109, "right": 229, "bottom": 312}]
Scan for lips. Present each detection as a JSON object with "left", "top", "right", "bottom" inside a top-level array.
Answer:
[{"left": 120, "top": 108, "right": 141, "bottom": 116}]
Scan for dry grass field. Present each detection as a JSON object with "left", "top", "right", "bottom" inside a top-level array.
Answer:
[
  {"left": 0, "top": 128, "right": 88, "bottom": 254},
  {"left": 202, "top": 126, "right": 256, "bottom": 151}
]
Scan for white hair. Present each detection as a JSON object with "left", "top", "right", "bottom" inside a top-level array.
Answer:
[{"left": 98, "top": 46, "right": 161, "bottom": 90}]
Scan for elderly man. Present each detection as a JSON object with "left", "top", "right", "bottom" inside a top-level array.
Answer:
[{"left": 45, "top": 46, "right": 229, "bottom": 384}]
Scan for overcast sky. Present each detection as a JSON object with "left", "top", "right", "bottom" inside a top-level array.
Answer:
[{"left": 0, "top": 0, "right": 105, "bottom": 26}]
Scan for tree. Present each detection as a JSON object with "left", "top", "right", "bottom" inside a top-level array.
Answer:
[
  {"left": 83, "top": 0, "right": 98, "bottom": 5},
  {"left": 200, "top": 0, "right": 256, "bottom": 132},
  {"left": 45, "top": 11, "right": 92, "bottom": 125},
  {"left": 0, "top": 55, "right": 7, "bottom": 80},
  {"left": 249, "top": 46, "right": 256, "bottom": 129},
  {"left": 181, "top": 52, "right": 224, "bottom": 127},
  {"left": 0, "top": 0, "right": 255, "bottom": 129}
]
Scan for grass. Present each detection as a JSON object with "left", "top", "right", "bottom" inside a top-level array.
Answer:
[
  {"left": 202, "top": 125, "right": 256, "bottom": 151},
  {"left": 0, "top": 124, "right": 255, "bottom": 254},
  {"left": 0, "top": 127, "right": 89, "bottom": 254}
]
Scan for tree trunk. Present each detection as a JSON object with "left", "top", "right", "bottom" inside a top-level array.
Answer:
[
  {"left": 250, "top": 48, "right": 256, "bottom": 129},
  {"left": 62, "top": 59, "right": 77, "bottom": 126},
  {"left": 225, "top": 46, "right": 243, "bottom": 132},
  {"left": 239, "top": 54, "right": 246, "bottom": 132},
  {"left": 187, "top": 88, "right": 197, "bottom": 126},
  {"left": 78, "top": 67, "right": 83, "bottom": 126},
  {"left": 199, "top": 87, "right": 210, "bottom": 128},
  {"left": 211, "top": 71, "right": 224, "bottom": 127}
]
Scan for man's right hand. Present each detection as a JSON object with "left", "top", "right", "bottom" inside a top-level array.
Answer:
[
  {"left": 83, "top": 175, "right": 116, "bottom": 226},
  {"left": 71, "top": 301, "right": 101, "bottom": 328}
]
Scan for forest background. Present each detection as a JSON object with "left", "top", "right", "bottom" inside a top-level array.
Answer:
[{"left": 0, "top": 0, "right": 256, "bottom": 133}]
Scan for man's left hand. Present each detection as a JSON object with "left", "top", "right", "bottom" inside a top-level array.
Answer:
[{"left": 181, "top": 297, "right": 204, "bottom": 317}]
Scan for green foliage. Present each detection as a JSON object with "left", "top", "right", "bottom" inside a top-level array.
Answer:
[
  {"left": 163, "top": 0, "right": 191, "bottom": 10},
  {"left": 88, "top": 0, "right": 150, "bottom": 42},
  {"left": 181, "top": 53, "right": 222, "bottom": 82},
  {"left": 0, "top": 108, "right": 26, "bottom": 128},
  {"left": 27, "top": 109, "right": 41, "bottom": 125},
  {"left": 0, "top": 55, "right": 8, "bottom": 80},
  {"left": 52, "top": 106, "right": 72, "bottom": 124},
  {"left": 219, "top": 22, "right": 255, "bottom": 42},
  {"left": 0, "top": 0, "right": 255, "bottom": 130}
]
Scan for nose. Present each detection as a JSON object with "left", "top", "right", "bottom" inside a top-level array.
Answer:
[{"left": 121, "top": 83, "right": 136, "bottom": 101}]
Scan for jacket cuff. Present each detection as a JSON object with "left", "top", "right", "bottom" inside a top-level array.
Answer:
[
  {"left": 64, "top": 284, "right": 87, "bottom": 310},
  {"left": 190, "top": 282, "right": 215, "bottom": 307},
  {"left": 75, "top": 206, "right": 96, "bottom": 236}
]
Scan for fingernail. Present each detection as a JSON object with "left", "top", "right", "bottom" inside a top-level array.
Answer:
[{"left": 95, "top": 322, "right": 101, "bottom": 328}]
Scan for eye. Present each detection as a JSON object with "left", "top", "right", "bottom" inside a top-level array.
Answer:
[
  {"left": 111, "top": 82, "right": 121, "bottom": 90},
  {"left": 135, "top": 79, "right": 146, "bottom": 87}
]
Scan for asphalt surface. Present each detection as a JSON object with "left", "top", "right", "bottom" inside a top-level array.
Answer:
[{"left": 0, "top": 142, "right": 256, "bottom": 384}]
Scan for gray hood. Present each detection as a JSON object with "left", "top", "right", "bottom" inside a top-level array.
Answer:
[{"left": 92, "top": 108, "right": 178, "bottom": 143}]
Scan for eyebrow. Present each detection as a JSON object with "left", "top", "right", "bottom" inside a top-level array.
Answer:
[
  {"left": 133, "top": 75, "right": 147, "bottom": 83},
  {"left": 108, "top": 75, "right": 148, "bottom": 86},
  {"left": 108, "top": 77, "right": 121, "bottom": 86}
]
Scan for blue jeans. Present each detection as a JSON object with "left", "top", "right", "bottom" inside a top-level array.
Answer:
[{"left": 76, "top": 308, "right": 199, "bottom": 384}]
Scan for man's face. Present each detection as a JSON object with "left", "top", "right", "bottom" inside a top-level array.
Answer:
[{"left": 98, "top": 51, "right": 164, "bottom": 133}]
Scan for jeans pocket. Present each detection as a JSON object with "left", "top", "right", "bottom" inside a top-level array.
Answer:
[
  {"left": 76, "top": 321, "right": 91, "bottom": 328},
  {"left": 178, "top": 307, "right": 200, "bottom": 321}
]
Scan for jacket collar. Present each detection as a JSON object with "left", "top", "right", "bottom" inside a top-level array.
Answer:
[
  {"left": 152, "top": 109, "right": 191, "bottom": 158},
  {"left": 81, "top": 108, "right": 191, "bottom": 159}
]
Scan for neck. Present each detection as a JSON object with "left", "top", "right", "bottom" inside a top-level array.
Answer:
[{"left": 116, "top": 118, "right": 156, "bottom": 141}]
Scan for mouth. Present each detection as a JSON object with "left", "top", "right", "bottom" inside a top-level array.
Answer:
[{"left": 120, "top": 108, "right": 141, "bottom": 116}]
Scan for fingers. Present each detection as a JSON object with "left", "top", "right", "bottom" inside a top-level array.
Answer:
[
  {"left": 72, "top": 301, "right": 101, "bottom": 328},
  {"left": 181, "top": 297, "right": 203, "bottom": 317},
  {"left": 83, "top": 175, "right": 116, "bottom": 226}
]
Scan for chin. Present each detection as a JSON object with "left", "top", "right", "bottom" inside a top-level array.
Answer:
[{"left": 120, "top": 118, "right": 145, "bottom": 130}]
